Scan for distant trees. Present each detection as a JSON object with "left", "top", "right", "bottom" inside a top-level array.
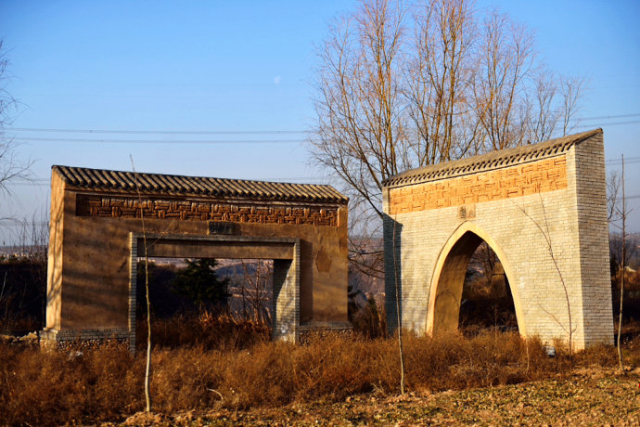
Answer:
[
  {"left": 171, "top": 259, "right": 230, "bottom": 312},
  {"left": 237, "top": 260, "right": 272, "bottom": 325},
  {"left": 311, "top": 0, "right": 583, "bottom": 226}
]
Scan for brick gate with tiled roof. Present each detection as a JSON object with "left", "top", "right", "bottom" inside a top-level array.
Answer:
[
  {"left": 383, "top": 129, "right": 613, "bottom": 349},
  {"left": 43, "top": 166, "right": 349, "bottom": 348}
]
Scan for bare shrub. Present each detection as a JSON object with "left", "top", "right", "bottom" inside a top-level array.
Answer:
[
  {"left": 623, "top": 333, "right": 640, "bottom": 367},
  {"left": 351, "top": 294, "right": 387, "bottom": 339},
  {"left": 136, "top": 311, "right": 270, "bottom": 351},
  {"left": 0, "top": 315, "right": 625, "bottom": 426},
  {"left": 0, "top": 340, "right": 142, "bottom": 426}
]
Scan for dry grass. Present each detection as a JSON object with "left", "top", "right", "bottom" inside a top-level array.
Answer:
[
  {"left": 0, "top": 316, "right": 631, "bottom": 426},
  {"left": 0, "top": 340, "right": 143, "bottom": 426},
  {"left": 136, "top": 312, "right": 270, "bottom": 351}
]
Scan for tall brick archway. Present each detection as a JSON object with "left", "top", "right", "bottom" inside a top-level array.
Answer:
[{"left": 383, "top": 129, "right": 613, "bottom": 349}]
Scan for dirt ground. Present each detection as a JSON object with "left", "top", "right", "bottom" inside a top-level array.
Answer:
[{"left": 109, "top": 367, "right": 640, "bottom": 426}]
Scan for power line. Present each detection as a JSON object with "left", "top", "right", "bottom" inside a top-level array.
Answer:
[
  {"left": 4, "top": 178, "right": 49, "bottom": 182},
  {"left": 6, "top": 117, "right": 640, "bottom": 136},
  {"left": 3, "top": 113, "right": 638, "bottom": 133},
  {"left": 576, "top": 119, "right": 640, "bottom": 128},
  {"left": 7, "top": 127, "right": 310, "bottom": 135},
  {"left": 607, "top": 156, "right": 640, "bottom": 162},
  {"left": 4, "top": 111, "right": 639, "bottom": 136},
  {"left": 12, "top": 137, "right": 305, "bottom": 144},
  {"left": 3, "top": 182, "right": 49, "bottom": 186},
  {"left": 606, "top": 156, "right": 640, "bottom": 165},
  {"left": 0, "top": 222, "right": 49, "bottom": 227},
  {"left": 579, "top": 113, "right": 640, "bottom": 121}
]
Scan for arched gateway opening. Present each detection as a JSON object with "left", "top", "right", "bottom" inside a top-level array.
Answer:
[
  {"left": 426, "top": 225, "right": 524, "bottom": 337},
  {"left": 459, "top": 243, "right": 517, "bottom": 333}
]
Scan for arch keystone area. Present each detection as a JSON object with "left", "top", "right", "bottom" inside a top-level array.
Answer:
[{"left": 383, "top": 129, "right": 613, "bottom": 349}]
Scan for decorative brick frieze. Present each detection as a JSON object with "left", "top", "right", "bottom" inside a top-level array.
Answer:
[
  {"left": 389, "top": 156, "right": 567, "bottom": 215},
  {"left": 76, "top": 194, "right": 339, "bottom": 226}
]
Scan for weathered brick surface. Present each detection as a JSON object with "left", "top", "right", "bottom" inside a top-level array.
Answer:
[{"left": 383, "top": 130, "right": 613, "bottom": 349}]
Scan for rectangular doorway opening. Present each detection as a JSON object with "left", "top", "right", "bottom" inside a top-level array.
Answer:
[
  {"left": 129, "top": 233, "right": 300, "bottom": 350},
  {"left": 133, "top": 256, "right": 275, "bottom": 350}
]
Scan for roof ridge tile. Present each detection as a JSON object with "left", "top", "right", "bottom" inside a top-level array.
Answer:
[
  {"left": 384, "top": 129, "right": 601, "bottom": 187},
  {"left": 52, "top": 165, "right": 348, "bottom": 204}
]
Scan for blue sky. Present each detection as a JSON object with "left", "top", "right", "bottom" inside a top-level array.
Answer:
[{"left": 1, "top": 0, "right": 639, "bottom": 242}]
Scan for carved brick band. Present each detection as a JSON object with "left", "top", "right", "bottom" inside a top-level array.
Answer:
[
  {"left": 389, "top": 155, "right": 568, "bottom": 215},
  {"left": 76, "top": 195, "right": 339, "bottom": 227}
]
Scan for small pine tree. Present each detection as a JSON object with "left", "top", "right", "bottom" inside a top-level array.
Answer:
[{"left": 171, "top": 259, "right": 230, "bottom": 312}]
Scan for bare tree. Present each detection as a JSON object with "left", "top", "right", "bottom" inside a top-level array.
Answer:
[
  {"left": 0, "top": 212, "right": 48, "bottom": 333},
  {"left": 130, "top": 157, "right": 152, "bottom": 413},
  {"left": 406, "top": 0, "right": 478, "bottom": 164},
  {"left": 0, "top": 40, "right": 31, "bottom": 195},
  {"left": 617, "top": 156, "right": 626, "bottom": 370},
  {"left": 312, "top": 0, "right": 584, "bottom": 228},
  {"left": 239, "top": 260, "right": 272, "bottom": 325},
  {"left": 559, "top": 76, "right": 584, "bottom": 136},
  {"left": 607, "top": 171, "right": 621, "bottom": 224},
  {"left": 312, "top": 0, "right": 408, "bottom": 221},
  {"left": 610, "top": 156, "right": 633, "bottom": 370},
  {"left": 473, "top": 10, "right": 534, "bottom": 150}
]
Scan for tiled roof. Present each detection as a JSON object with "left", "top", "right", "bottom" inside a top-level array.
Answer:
[
  {"left": 52, "top": 165, "right": 348, "bottom": 204},
  {"left": 384, "top": 129, "right": 602, "bottom": 188}
]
